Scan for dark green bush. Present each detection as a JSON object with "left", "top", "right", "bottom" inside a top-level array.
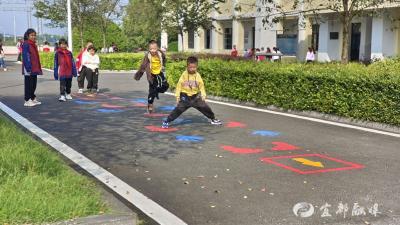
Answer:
[{"left": 166, "top": 59, "right": 400, "bottom": 126}]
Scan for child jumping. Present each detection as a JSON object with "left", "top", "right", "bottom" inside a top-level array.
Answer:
[
  {"left": 134, "top": 40, "right": 168, "bottom": 113},
  {"left": 162, "top": 56, "right": 222, "bottom": 128},
  {"left": 54, "top": 38, "right": 77, "bottom": 101}
]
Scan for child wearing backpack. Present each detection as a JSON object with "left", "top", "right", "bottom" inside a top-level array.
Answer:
[
  {"left": 162, "top": 56, "right": 222, "bottom": 128},
  {"left": 54, "top": 38, "right": 77, "bottom": 101},
  {"left": 134, "top": 40, "right": 168, "bottom": 113}
]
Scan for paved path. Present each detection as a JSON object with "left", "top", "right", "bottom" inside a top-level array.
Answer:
[{"left": 1, "top": 61, "right": 399, "bottom": 225}]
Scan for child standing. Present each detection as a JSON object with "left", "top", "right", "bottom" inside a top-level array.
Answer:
[
  {"left": 81, "top": 46, "right": 100, "bottom": 93},
  {"left": 134, "top": 40, "right": 168, "bottom": 113},
  {"left": 54, "top": 38, "right": 77, "bottom": 101},
  {"left": 76, "top": 41, "right": 93, "bottom": 93},
  {"left": 162, "top": 56, "right": 222, "bottom": 128},
  {"left": 22, "top": 28, "right": 43, "bottom": 107}
]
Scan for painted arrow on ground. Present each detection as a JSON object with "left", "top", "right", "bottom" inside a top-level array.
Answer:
[{"left": 292, "top": 158, "right": 324, "bottom": 168}]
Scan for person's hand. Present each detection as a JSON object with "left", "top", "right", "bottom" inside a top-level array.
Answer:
[
  {"left": 201, "top": 96, "right": 206, "bottom": 101},
  {"left": 176, "top": 99, "right": 180, "bottom": 105}
]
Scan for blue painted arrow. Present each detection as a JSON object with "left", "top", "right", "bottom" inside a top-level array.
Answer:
[
  {"left": 132, "top": 98, "right": 147, "bottom": 104},
  {"left": 252, "top": 130, "right": 281, "bottom": 137},
  {"left": 96, "top": 108, "right": 124, "bottom": 113},
  {"left": 74, "top": 100, "right": 99, "bottom": 105},
  {"left": 159, "top": 105, "right": 176, "bottom": 111},
  {"left": 176, "top": 135, "right": 204, "bottom": 142}
]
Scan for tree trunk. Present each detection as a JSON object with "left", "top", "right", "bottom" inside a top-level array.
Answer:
[
  {"left": 180, "top": 30, "right": 184, "bottom": 51},
  {"left": 79, "top": 27, "right": 84, "bottom": 51},
  {"left": 341, "top": 12, "right": 351, "bottom": 64}
]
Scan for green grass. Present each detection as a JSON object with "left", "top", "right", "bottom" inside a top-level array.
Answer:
[{"left": 0, "top": 115, "right": 108, "bottom": 224}]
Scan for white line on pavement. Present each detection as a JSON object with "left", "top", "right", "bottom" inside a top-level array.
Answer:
[
  {"left": 0, "top": 101, "right": 187, "bottom": 225},
  {"left": 164, "top": 92, "right": 400, "bottom": 138}
]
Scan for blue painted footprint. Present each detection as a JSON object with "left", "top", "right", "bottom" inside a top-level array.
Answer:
[
  {"left": 252, "top": 130, "right": 281, "bottom": 137},
  {"left": 176, "top": 135, "right": 204, "bottom": 142}
]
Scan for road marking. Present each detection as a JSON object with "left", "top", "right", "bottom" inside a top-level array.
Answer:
[
  {"left": 293, "top": 158, "right": 324, "bottom": 168},
  {"left": 0, "top": 101, "right": 187, "bottom": 225},
  {"left": 165, "top": 93, "right": 400, "bottom": 138}
]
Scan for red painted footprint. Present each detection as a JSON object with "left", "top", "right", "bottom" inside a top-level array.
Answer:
[
  {"left": 221, "top": 145, "right": 264, "bottom": 154},
  {"left": 145, "top": 126, "right": 178, "bottom": 132},
  {"left": 225, "top": 121, "right": 247, "bottom": 128},
  {"left": 271, "top": 142, "right": 300, "bottom": 151},
  {"left": 101, "top": 103, "right": 125, "bottom": 109}
]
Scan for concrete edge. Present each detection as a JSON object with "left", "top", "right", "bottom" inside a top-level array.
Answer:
[{"left": 0, "top": 101, "right": 187, "bottom": 225}]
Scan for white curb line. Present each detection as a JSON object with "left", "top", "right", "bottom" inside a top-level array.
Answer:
[{"left": 0, "top": 101, "right": 187, "bottom": 225}]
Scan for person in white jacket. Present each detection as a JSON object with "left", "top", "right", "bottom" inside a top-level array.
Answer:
[
  {"left": 81, "top": 46, "right": 100, "bottom": 92},
  {"left": 306, "top": 47, "right": 315, "bottom": 63}
]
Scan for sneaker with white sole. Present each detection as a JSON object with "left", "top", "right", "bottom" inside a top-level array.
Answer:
[
  {"left": 211, "top": 119, "right": 222, "bottom": 125},
  {"left": 65, "top": 94, "right": 73, "bottom": 100},
  {"left": 32, "top": 98, "right": 41, "bottom": 105},
  {"left": 78, "top": 89, "right": 83, "bottom": 94},
  {"left": 3, "top": 68, "right": 7, "bottom": 71},
  {"left": 162, "top": 121, "right": 169, "bottom": 129},
  {"left": 59, "top": 95, "right": 66, "bottom": 102},
  {"left": 24, "top": 100, "right": 35, "bottom": 107}
]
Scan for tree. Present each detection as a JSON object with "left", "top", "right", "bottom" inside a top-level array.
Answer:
[
  {"left": 34, "top": 0, "right": 97, "bottom": 48},
  {"left": 123, "top": 0, "right": 164, "bottom": 48},
  {"left": 94, "top": 0, "right": 123, "bottom": 49},
  {"left": 257, "top": 0, "right": 399, "bottom": 63},
  {"left": 162, "top": 0, "right": 225, "bottom": 51}
]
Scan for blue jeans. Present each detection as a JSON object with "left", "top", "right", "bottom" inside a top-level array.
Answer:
[{"left": 0, "top": 58, "right": 6, "bottom": 68}]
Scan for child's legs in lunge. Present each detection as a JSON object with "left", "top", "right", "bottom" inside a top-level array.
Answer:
[
  {"left": 148, "top": 80, "right": 158, "bottom": 104},
  {"left": 166, "top": 100, "right": 191, "bottom": 122},
  {"left": 192, "top": 97, "right": 216, "bottom": 120}
]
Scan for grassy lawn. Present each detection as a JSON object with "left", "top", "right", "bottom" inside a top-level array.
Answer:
[{"left": 0, "top": 115, "right": 108, "bottom": 224}]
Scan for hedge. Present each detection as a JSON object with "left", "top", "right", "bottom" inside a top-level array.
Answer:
[
  {"left": 166, "top": 59, "right": 400, "bottom": 126},
  {"left": 40, "top": 52, "right": 400, "bottom": 126},
  {"left": 40, "top": 52, "right": 144, "bottom": 71}
]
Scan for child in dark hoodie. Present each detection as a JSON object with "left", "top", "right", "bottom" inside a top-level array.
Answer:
[
  {"left": 54, "top": 38, "right": 77, "bottom": 102},
  {"left": 134, "top": 40, "right": 168, "bottom": 113}
]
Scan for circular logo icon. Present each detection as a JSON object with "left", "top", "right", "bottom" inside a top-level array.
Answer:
[{"left": 293, "top": 202, "right": 315, "bottom": 218}]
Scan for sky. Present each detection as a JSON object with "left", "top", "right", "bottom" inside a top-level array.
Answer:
[{"left": 0, "top": 0, "right": 129, "bottom": 37}]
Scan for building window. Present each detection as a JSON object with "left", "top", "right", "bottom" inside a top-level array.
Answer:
[
  {"left": 205, "top": 29, "right": 211, "bottom": 49},
  {"left": 330, "top": 32, "right": 339, "bottom": 40},
  {"left": 224, "top": 27, "right": 232, "bottom": 50},
  {"left": 311, "top": 24, "right": 319, "bottom": 51},
  {"left": 188, "top": 30, "right": 195, "bottom": 49}
]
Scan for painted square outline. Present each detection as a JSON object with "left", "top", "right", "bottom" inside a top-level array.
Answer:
[{"left": 260, "top": 154, "right": 365, "bottom": 174}]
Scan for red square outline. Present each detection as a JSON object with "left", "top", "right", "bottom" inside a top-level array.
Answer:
[{"left": 260, "top": 154, "right": 365, "bottom": 174}]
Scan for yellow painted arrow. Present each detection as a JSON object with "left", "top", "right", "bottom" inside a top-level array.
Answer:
[{"left": 293, "top": 158, "right": 324, "bottom": 168}]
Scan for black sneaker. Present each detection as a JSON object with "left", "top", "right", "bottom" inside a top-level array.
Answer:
[{"left": 211, "top": 119, "right": 222, "bottom": 125}]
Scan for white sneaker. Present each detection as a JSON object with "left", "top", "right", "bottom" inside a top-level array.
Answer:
[
  {"left": 24, "top": 100, "right": 35, "bottom": 107},
  {"left": 65, "top": 94, "right": 73, "bottom": 100},
  {"left": 78, "top": 89, "right": 83, "bottom": 94},
  {"left": 3, "top": 68, "right": 6, "bottom": 71},
  {"left": 32, "top": 98, "right": 41, "bottom": 105},
  {"left": 96, "top": 89, "right": 100, "bottom": 93},
  {"left": 59, "top": 95, "right": 66, "bottom": 102}
]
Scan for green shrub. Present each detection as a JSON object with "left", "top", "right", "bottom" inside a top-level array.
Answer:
[
  {"left": 40, "top": 52, "right": 145, "bottom": 71},
  {"left": 167, "top": 59, "right": 400, "bottom": 126}
]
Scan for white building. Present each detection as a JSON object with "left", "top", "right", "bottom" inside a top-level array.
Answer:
[{"left": 177, "top": 0, "right": 400, "bottom": 62}]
